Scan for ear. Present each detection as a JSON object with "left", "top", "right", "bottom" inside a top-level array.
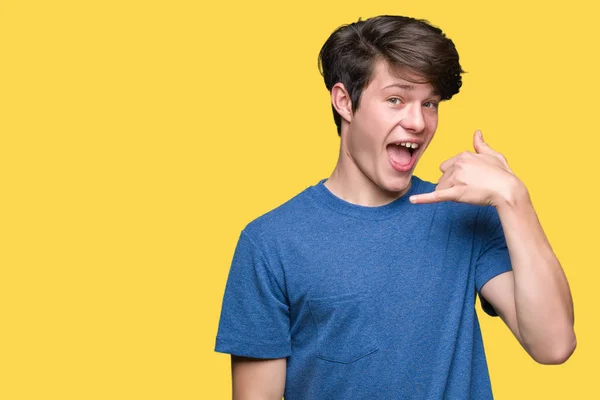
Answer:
[{"left": 331, "top": 82, "right": 353, "bottom": 124}]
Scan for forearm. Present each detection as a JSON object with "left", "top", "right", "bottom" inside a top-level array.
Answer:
[{"left": 495, "top": 180, "right": 576, "bottom": 364}]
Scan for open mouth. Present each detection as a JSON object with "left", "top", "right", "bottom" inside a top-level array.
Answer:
[{"left": 386, "top": 141, "right": 419, "bottom": 167}]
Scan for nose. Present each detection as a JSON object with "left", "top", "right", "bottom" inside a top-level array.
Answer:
[{"left": 398, "top": 103, "right": 426, "bottom": 133}]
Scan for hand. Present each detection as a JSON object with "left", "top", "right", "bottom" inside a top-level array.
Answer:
[{"left": 409, "top": 130, "right": 524, "bottom": 207}]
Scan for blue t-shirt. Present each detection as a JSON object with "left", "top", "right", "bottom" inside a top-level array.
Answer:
[{"left": 215, "top": 176, "right": 512, "bottom": 399}]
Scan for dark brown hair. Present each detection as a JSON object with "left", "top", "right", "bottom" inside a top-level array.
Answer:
[{"left": 318, "top": 15, "right": 464, "bottom": 136}]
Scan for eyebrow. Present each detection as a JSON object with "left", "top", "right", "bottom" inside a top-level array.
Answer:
[
  {"left": 382, "top": 83, "right": 440, "bottom": 97},
  {"left": 383, "top": 83, "right": 415, "bottom": 90}
]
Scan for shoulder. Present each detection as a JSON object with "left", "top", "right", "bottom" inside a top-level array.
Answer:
[
  {"left": 413, "top": 175, "right": 436, "bottom": 194},
  {"left": 242, "top": 184, "right": 317, "bottom": 245}
]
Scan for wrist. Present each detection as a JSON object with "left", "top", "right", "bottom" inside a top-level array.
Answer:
[{"left": 493, "top": 176, "right": 530, "bottom": 210}]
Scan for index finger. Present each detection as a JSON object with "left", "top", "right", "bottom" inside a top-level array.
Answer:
[{"left": 409, "top": 187, "right": 460, "bottom": 204}]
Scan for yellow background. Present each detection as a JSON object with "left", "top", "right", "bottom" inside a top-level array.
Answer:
[{"left": 1, "top": 0, "right": 598, "bottom": 398}]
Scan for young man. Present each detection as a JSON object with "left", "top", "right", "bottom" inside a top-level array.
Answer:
[{"left": 214, "top": 15, "right": 576, "bottom": 399}]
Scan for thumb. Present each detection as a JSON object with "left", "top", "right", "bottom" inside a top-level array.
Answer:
[{"left": 473, "top": 130, "right": 493, "bottom": 154}]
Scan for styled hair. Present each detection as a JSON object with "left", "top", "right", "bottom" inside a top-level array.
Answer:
[{"left": 318, "top": 15, "right": 464, "bottom": 136}]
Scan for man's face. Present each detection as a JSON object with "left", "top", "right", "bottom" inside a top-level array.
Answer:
[{"left": 342, "top": 60, "right": 441, "bottom": 194}]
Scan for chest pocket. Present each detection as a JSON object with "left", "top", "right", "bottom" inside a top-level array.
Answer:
[{"left": 307, "top": 290, "right": 379, "bottom": 364}]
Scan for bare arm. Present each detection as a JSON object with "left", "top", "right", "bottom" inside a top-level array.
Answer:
[
  {"left": 231, "top": 355, "right": 286, "bottom": 400},
  {"left": 482, "top": 184, "right": 576, "bottom": 364},
  {"left": 409, "top": 130, "right": 576, "bottom": 364}
]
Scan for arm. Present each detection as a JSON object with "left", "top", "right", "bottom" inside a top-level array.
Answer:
[
  {"left": 480, "top": 184, "right": 576, "bottom": 364},
  {"left": 231, "top": 355, "right": 286, "bottom": 400},
  {"left": 410, "top": 130, "right": 576, "bottom": 364},
  {"left": 215, "top": 230, "right": 292, "bottom": 397}
]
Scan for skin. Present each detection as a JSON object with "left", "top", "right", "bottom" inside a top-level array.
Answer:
[
  {"left": 231, "top": 355, "right": 286, "bottom": 400},
  {"left": 410, "top": 131, "right": 576, "bottom": 363},
  {"left": 327, "top": 58, "right": 576, "bottom": 364},
  {"left": 324, "top": 60, "right": 441, "bottom": 206},
  {"left": 231, "top": 58, "right": 576, "bottom": 398}
]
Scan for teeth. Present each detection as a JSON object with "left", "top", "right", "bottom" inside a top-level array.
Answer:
[{"left": 397, "top": 142, "right": 419, "bottom": 149}]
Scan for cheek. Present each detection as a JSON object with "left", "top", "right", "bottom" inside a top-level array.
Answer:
[
  {"left": 426, "top": 114, "right": 439, "bottom": 134},
  {"left": 352, "top": 111, "right": 383, "bottom": 146}
]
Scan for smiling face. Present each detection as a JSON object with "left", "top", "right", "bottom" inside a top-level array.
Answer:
[{"left": 335, "top": 59, "right": 441, "bottom": 197}]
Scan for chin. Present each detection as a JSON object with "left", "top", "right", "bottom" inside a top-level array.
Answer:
[{"left": 380, "top": 174, "right": 412, "bottom": 194}]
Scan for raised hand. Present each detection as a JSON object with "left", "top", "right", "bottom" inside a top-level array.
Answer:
[{"left": 409, "top": 130, "right": 523, "bottom": 207}]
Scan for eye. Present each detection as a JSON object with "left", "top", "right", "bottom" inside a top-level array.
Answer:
[
  {"left": 423, "top": 101, "right": 439, "bottom": 109},
  {"left": 387, "top": 97, "right": 402, "bottom": 105}
]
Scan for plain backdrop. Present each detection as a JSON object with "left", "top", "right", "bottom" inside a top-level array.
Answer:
[{"left": 1, "top": 0, "right": 598, "bottom": 398}]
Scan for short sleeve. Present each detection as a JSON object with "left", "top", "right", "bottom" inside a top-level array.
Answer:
[
  {"left": 475, "top": 206, "right": 513, "bottom": 317},
  {"left": 214, "top": 230, "right": 291, "bottom": 358}
]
